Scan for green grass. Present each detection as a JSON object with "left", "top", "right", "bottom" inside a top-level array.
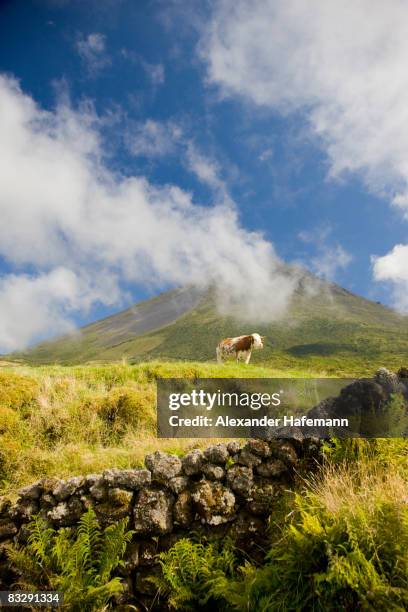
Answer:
[
  {"left": 7, "top": 508, "right": 132, "bottom": 611},
  {"left": 1, "top": 360, "right": 332, "bottom": 497},
  {"left": 1, "top": 358, "right": 406, "bottom": 497},
  {"left": 156, "top": 440, "right": 408, "bottom": 611},
  {"left": 2, "top": 359, "right": 408, "bottom": 610},
  {"left": 9, "top": 283, "right": 408, "bottom": 373}
]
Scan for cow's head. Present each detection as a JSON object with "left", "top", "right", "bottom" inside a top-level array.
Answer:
[{"left": 251, "top": 333, "right": 265, "bottom": 349}]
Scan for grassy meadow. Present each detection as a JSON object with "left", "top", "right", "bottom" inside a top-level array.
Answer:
[
  {"left": 0, "top": 359, "right": 328, "bottom": 496},
  {"left": 1, "top": 357, "right": 407, "bottom": 497}
]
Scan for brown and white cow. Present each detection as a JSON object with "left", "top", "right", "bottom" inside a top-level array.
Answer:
[{"left": 216, "top": 333, "right": 265, "bottom": 364}]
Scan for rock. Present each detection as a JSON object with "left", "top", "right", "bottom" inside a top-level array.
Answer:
[
  {"left": 17, "top": 481, "right": 43, "bottom": 501},
  {"left": 375, "top": 367, "right": 400, "bottom": 393},
  {"left": 145, "top": 451, "right": 182, "bottom": 482},
  {"left": 247, "top": 483, "right": 276, "bottom": 516},
  {"left": 47, "top": 502, "right": 69, "bottom": 524},
  {"left": 398, "top": 367, "right": 408, "bottom": 380},
  {"left": 182, "top": 449, "right": 204, "bottom": 475},
  {"left": 237, "top": 444, "right": 263, "bottom": 468},
  {"left": 15, "top": 524, "right": 30, "bottom": 545},
  {"left": 139, "top": 540, "right": 158, "bottom": 567},
  {"left": 94, "top": 502, "right": 130, "bottom": 525},
  {"left": 168, "top": 476, "right": 189, "bottom": 494},
  {"left": 227, "top": 441, "right": 241, "bottom": 454},
  {"left": 228, "top": 512, "right": 266, "bottom": 559},
  {"left": 269, "top": 441, "right": 298, "bottom": 466},
  {"left": 334, "top": 380, "right": 387, "bottom": 419},
  {"left": 89, "top": 477, "right": 108, "bottom": 502},
  {"left": 204, "top": 443, "right": 229, "bottom": 465},
  {"left": 0, "top": 519, "right": 17, "bottom": 541},
  {"left": 173, "top": 491, "right": 193, "bottom": 527},
  {"left": 40, "top": 493, "right": 56, "bottom": 508},
  {"left": 79, "top": 495, "right": 94, "bottom": 510},
  {"left": 226, "top": 465, "right": 253, "bottom": 497},
  {"left": 245, "top": 439, "right": 271, "bottom": 458},
  {"left": 53, "top": 477, "right": 84, "bottom": 502},
  {"left": 92, "top": 489, "right": 132, "bottom": 526},
  {"left": 192, "top": 481, "right": 236, "bottom": 525},
  {"left": 107, "top": 488, "right": 133, "bottom": 508},
  {"left": 103, "top": 468, "right": 151, "bottom": 490},
  {"left": 0, "top": 497, "right": 11, "bottom": 518},
  {"left": 47, "top": 497, "right": 84, "bottom": 527},
  {"left": 40, "top": 478, "right": 60, "bottom": 494},
  {"left": 256, "top": 458, "right": 288, "bottom": 478},
  {"left": 10, "top": 500, "right": 39, "bottom": 522},
  {"left": 158, "top": 532, "right": 183, "bottom": 553},
  {"left": 85, "top": 473, "right": 101, "bottom": 488},
  {"left": 134, "top": 487, "right": 174, "bottom": 535},
  {"left": 124, "top": 540, "right": 140, "bottom": 571},
  {"left": 202, "top": 463, "right": 225, "bottom": 481}
]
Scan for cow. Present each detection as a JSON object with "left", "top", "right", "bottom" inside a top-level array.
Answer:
[{"left": 216, "top": 333, "right": 265, "bottom": 364}]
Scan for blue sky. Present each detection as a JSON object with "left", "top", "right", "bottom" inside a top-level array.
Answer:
[{"left": 1, "top": 0, "right": 408, "bottom": 351}]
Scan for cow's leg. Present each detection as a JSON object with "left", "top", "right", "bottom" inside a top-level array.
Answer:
[
  {"left": 216, "top": 347, "right": 223, "bottom": 363},
  {"left": 245, "top": 350, "right": 252, "bottom": 364},
  {"left": 236, "top": 351, "right": 241, "bottom": 362}
]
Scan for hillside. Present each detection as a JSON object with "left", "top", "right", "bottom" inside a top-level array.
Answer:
[{"left": 8, "top": 277, "right": 408, "bottom": 373}]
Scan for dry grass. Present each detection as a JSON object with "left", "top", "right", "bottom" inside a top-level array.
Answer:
[
  {"left": 309, "top": 458, "right": 408, "bottom": 518},
  {"left": 0, "top": 362, "right": 248, "bottom": 496}
]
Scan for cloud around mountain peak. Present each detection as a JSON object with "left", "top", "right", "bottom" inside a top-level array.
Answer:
[{"left": 0, "top": 75, "right": 296, "bottom": 351}]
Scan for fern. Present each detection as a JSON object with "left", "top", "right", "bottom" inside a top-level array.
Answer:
[
  {"left": 7, "top": 508, "right": 133, "bottom": 611},
  {"left": 98, "top": 519, "right": 132, "bottom": 583},
  {"left": 154, "top": 461, "right": 408, "bottom": 612},
  {"left": 152, "top": 538, "right": 237, "bottom": 611}
]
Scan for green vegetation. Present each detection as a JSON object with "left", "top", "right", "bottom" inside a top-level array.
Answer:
[
  {"left": 2, "top": 360, "right": 320, "bottom": 495},
  {"left": 153, "top": 539, "right": 237, "bottom": 610},
  {"left": 1, "top": 359, "right": 408, "bottom": 496},
  {"left": 9, "top": 283, "right": 408, "bottom": 375},
  {"left": 7, "top": 508, "right": 132, "bottom": 611},
  {"left": 157, "top": 439, "right": 408, "bottom": 611},
  {"left": 2, "top": 359, "right": 408, "bottom": 609}
]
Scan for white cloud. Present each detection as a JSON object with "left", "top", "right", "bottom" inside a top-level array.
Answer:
[
  {"left": 76, "top": 33, "right": 111, "bottom": 75},
  {"left": 311, "top": 245, "right": 352, "bottom": 282},
  {"left": 372, "top": 245, "right": 408, "bottom": 312},
  {"left": 200, "top": 0, "right": 408, "bottom": 308},
  {"left": 201, "top": 0, "right": 408, "bottom": 204},
  {"left": 0, "top": 268, "right": 120, "bottom": 352},
  {"left": 126, "top": 119, "right": 229, "bottom": 196},
  {"left": 185, "top": 141, "right": 228, "bottom": 195},
  {"left": 298, "top": 225, "right": 352, "bottom": 281},
  {"left": 0, "top": 75, "right": 298, "bottom": 351},
  {"left": 120, "top": 51, "right": 165, "bottom": 88},
  {"left": 126, "top": 119, "right": 182, "bottom": 157},
  {"left": 258, "top": 148, "right": 273, "bottom": 163},
  {"left": 142, "top": 61, "right": 165, "bottom": 86}
]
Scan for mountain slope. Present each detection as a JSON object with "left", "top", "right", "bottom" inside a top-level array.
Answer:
[{"left": 10, "top": 279, "right": 408, "bottom": 373}]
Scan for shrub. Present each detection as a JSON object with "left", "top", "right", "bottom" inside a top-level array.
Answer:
[
  {"left": 0, "top": 407, "right": 20, "bottom": 434},
  {"left": 323, "top": 437, "right": 408, "bottom": 477},
  {"left": 0, "top": 372, "right": 39, "bottom": 410},
  {"left": 96, "top": 385, "right": 156, "bottom": 441},
  {"left": 156, "top": 462, "right": 408, "bottom": 611},
  {"left": 7, "top": 508, "right": 133, "bottom": 611},
  {"left": 153, "top": 538, "right": 237, "bottom": 611}
]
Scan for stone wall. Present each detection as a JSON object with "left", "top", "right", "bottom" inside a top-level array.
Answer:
[{"left": 0, "top": 437, "right": 320, "bottom": 608}]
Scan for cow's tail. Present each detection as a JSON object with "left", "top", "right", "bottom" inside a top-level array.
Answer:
[{"left": 216, "top": 346, "right": 223, "bottom": 364}]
